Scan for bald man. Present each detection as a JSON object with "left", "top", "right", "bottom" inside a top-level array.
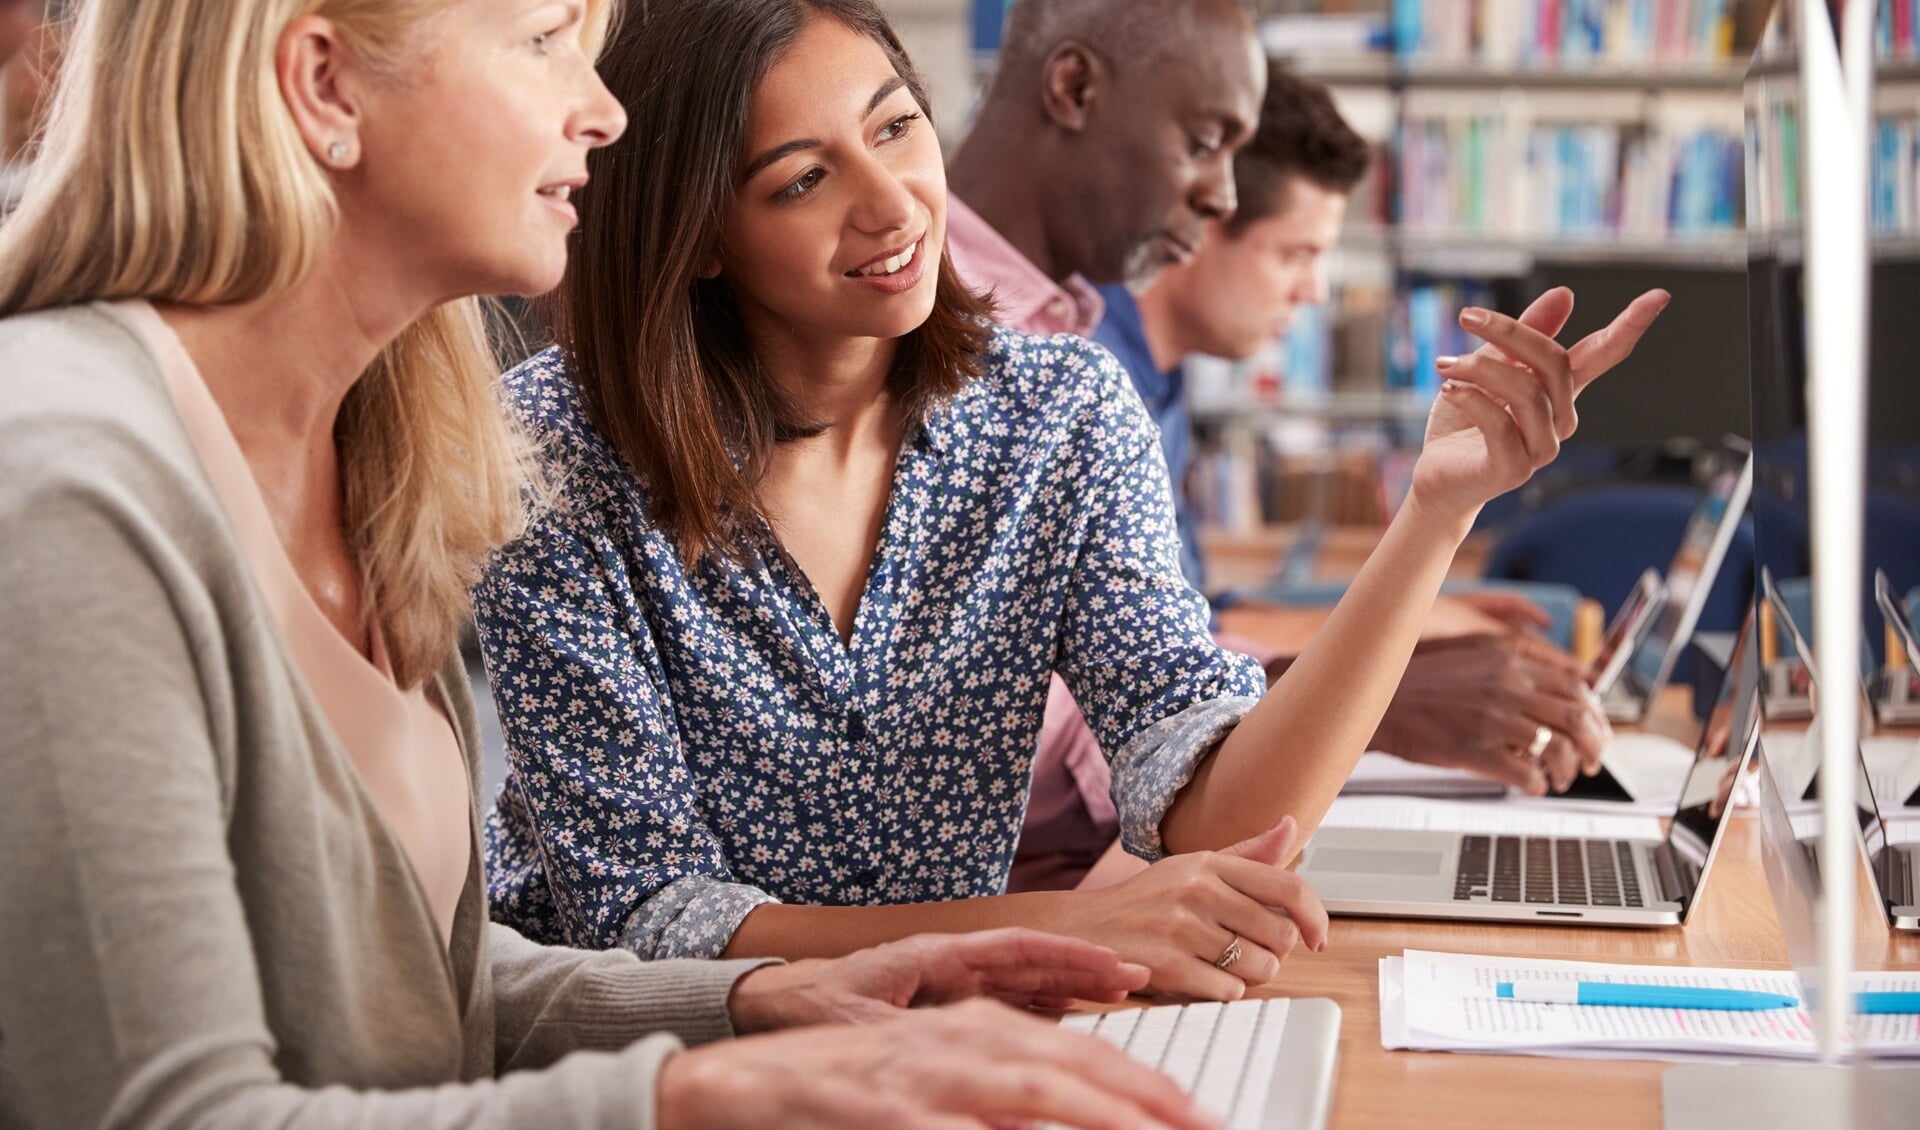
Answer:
[{"left": 945, "top": 0, "right": 1266, "bottom": 337}]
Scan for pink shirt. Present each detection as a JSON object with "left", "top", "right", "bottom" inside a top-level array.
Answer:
[
  {"left": 945, "top": 196, "right": 1105, "bottom": 338},
  {"left": 122, "top": 300, "right": 472, "bottom": 945}
]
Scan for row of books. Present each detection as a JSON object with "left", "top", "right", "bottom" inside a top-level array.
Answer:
[
  {"left": 1763, "top": 0, "right": 1920, "bottom": 59},
  {"left": 1389, "top": 0, "right": 1744, "bottom": 66},
  {"left": 1185, "top": 280, "right": 1496, "bottom": 415},
  {"left": 1394, "top": 110, "right": 1744, "bottom": 238},
  {"left": 1873, "top": 0, "right": 1920, "bottom": 60},
  {"left": 1747, "top": 90, "right": 1920, "bottom": 237}
]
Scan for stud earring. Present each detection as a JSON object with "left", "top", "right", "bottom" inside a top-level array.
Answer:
[{"left": 326, "top": 141, "right": 348, "bottom": 164}]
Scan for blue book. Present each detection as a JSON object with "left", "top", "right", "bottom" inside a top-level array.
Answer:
[
  {"left": 1876, "top": 119, "right": 1900, "bottom": 230},
  {"left": 1408, "top": 287, "right": 1443, "bottom": 400},
  {"left": 1393, "top": 0, "right": 1421, "bottom": 56}
]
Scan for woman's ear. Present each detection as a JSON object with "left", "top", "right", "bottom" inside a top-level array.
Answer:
[
  {"left": 277, "top": 14, "right": 364, "bottom": 169},
  {"left": 698, "top": 257, "right": 722, "bottom": 280}
]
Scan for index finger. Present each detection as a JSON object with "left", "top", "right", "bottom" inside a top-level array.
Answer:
[{"left": 1567, "top": 288, "right": 1672, "bottom": 391}]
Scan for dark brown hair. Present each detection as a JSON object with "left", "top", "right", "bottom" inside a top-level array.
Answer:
[
  {"left": 1225, "top": 63, "right": 1372, "bottom": 236},
  {"left": 550, "top": 0, "right": 991, "bottom": 566}
]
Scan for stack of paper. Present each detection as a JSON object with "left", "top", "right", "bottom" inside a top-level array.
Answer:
[{"left": 1381, "top": 950, "right": 1920, "bottom": 1062}]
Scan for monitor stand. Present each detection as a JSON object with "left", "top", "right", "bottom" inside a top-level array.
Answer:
[{"left": 1664, "top": 1064, "right": 1920, "bottom": 1130}]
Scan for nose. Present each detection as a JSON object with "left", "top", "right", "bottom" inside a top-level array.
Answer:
[
  {"left": 1191, "top": 152, "right": 1237, "bottom": 223},
  {"left": 1298, "top": 254, "right": 1331, "bottom": 306},
  {"left": 571, "top": 68, "right": 628, "bottom": 149},
  {"left": 848, "top": 150, "right": 916, "bottom": 235}
]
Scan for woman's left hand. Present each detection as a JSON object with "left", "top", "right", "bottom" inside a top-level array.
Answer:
[
  {"left": 1409, "top": 286, "right": 1670, "bottom": 527},
  {"left": 725, "top": 928, "right": 1151, "bottom": 1032}
]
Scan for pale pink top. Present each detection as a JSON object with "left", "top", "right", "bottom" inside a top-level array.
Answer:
[
  {"left": 117, "top": 299, "right": 471, "bottom": 946},
  {"left": 945, "top": 195, "right": 1105, "bottom": 338}
]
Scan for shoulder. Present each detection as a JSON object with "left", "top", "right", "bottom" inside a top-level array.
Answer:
[
  {"left": 0, "top": 304, "right": 214, "bottom": 529},
  {"left": 499, "top": 345, "right": 646, "bottom": 515},
  {"left": 500, "top": 344, "right": 597, "bottom": 450},
  {"left": 942, "top": 324, "right": 1152, "bottom": 456}
]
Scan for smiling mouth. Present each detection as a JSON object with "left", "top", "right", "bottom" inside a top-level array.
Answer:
[{"left": 846, "top": 239, "right": 921, "bottom": 279}]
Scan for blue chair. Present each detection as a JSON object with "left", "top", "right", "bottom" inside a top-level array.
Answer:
[
  {"left": 1483, "top": 486, "right": 1759, "bottom": 629},
  {"left": 1481, "top": 485, "right": 1767, "bottom": 709}
]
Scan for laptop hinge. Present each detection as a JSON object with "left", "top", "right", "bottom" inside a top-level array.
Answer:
[{"left": 1650, "top": 841, "right": 1688, "bottom": 906}]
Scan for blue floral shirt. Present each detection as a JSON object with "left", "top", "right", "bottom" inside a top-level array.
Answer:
[{"left": 475, "top": 327, "right": 1266, "bottom": 959}]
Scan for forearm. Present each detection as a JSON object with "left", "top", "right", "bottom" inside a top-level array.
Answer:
[
  {"left": 1161, "top": 498, "right": 1475, "bottom": 853},
  {"left": 721, "top": 891, "right": 1075, "bottom": 960}
]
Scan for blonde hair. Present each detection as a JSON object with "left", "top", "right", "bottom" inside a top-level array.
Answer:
[{"left": 0, "top": 0, "right": 614, "bottom": 688}]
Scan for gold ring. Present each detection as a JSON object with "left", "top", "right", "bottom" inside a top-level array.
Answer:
[
  {"left": 1214, "top": 936, "right": 1244, "bottom": 971},
  {"left": 1526, "top": 724, "right": 1554, "bottom": 760}
]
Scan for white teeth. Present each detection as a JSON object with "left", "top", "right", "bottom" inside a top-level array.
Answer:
[
  {"left": 539, "top": 185, "right": 571, "bottom": 200},
  {"left": 859, "top": 240, "right": 918, "bottom": 277}
]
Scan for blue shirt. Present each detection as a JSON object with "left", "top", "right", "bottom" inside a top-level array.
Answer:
[
  {"left": 1091, "top": 283, "right": 1205, "bottom": 591},
  {"left": 475, "top": 327, "right": 1265, "bottom": 959}
]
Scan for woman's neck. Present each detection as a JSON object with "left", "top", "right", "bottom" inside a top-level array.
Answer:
[
  {"left": 155, "top": 250, "right": 428, "bottom": 474},
  {"left": 757, "top": 330, "right": 904, "bottom": 458}
]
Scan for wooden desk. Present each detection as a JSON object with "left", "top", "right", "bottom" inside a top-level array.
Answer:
[{"left": 1255, "top": 813, "right": 1920, "bottom": 1130}]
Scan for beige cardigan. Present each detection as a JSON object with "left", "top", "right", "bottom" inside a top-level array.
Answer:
[{"left": 0, "top": 304, "right": 771, "bottom": 1130}]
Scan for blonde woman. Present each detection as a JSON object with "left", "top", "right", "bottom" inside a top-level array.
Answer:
[{"left": 0, "top": 2, "right": 1218, "bottom": 1128}]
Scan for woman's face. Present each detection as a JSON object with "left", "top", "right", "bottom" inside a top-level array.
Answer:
[
  {"left": 342, "top": 0, "right": 626, "bottom": 299},
  {"left": 720, "top": 16, "right": 945, "bottom": 349}
]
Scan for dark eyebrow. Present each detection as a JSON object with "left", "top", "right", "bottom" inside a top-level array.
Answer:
[
  {"left": 741, "top": 77, "right": 911, "bottom": 183},
  {"left": 743, "top": 138, "right": 818, "bottom": 182},
  {"left": 866, "top": 76, "right": 907, "bottom": 116}
]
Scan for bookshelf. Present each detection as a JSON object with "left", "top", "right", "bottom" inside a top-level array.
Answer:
[{"left": 1187, "top": 1, "right": 1765, "bottom": 549}]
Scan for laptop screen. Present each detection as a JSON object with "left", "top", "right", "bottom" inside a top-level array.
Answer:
[
  {"left": 1588, "top": 568, "right": 1664, "bottom": 696},
  {"left": 1621, "top": 455, "right": 1755, "bottom": 702},
  {"left": 1663, "top": 611, "right": 1764, "bottom": 898}
]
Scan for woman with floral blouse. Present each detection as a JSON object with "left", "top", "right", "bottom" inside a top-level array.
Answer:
[{"left": 476, "top": 0, "right": 1669, "bottom": 1000}]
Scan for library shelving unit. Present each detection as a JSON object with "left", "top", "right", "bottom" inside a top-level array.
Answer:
[{"left": 1186, "top": 1, "right": 1768, "bottom": 566}]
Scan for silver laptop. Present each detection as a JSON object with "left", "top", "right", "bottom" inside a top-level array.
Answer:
[
  {"left": 1604, "top": 451, "right": 1755, "bottom": 724},
  {"left": 1059, "top": 997, "right": 1340, "bottom": 1130},
  {"left": 1299, "top": 620, "right": 1763, "bottom": 928},
  {"left": 1753, "top": 737, "right": 1920, "bottom": 934}
]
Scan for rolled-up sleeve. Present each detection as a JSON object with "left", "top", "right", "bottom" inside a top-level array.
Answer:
[
  {"left": 1051, "top": 345, "right": 1266, "bottom": 862},
  {"left": 475, "top": 497, "right": 779, "bottom": 959}
]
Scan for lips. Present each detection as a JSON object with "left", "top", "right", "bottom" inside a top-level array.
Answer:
[
  {"left": 846, "top": 237, "right": 922, "bottom": 278},
  {"left": 1159, "top": 231, "right": 1200, "bottom": 261}
]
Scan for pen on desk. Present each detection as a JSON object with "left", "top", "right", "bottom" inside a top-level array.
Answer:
[
  {"left": 1855, "top": 992, "right": 1920, "bottom": 1014},
  {"left": 1495, "top": 981, "right": 1800, "bottom": 1010}
]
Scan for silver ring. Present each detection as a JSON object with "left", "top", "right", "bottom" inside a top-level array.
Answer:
[
  {"left": 1213, "top": 936, "right": 1244, "bottom": 971},
  {"left": 1526, "top": 724, "right": 1554, "bottom": 760}
]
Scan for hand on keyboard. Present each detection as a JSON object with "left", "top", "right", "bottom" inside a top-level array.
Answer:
[
  {"left": 1062, "top": 816, "right": 1329, "bottom": 1000},
  {"left": 656, "top": 998, "right": 1222, "bottom": 1130},
  {"left": 725, "top": 927, "right": 1153, "bottom": 1030}
]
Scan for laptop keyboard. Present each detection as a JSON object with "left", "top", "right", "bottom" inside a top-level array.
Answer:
[
  {"left": 1059, "top": 999, "right": 1292, "bottom": 1129},
  {"left": 1452, "top": 835, "right": 1646, "bottom": 907}
]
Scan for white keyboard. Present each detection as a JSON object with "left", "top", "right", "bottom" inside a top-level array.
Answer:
[{"left": 1058, "top": 998, "right": 1341, "bottom": 1130}]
